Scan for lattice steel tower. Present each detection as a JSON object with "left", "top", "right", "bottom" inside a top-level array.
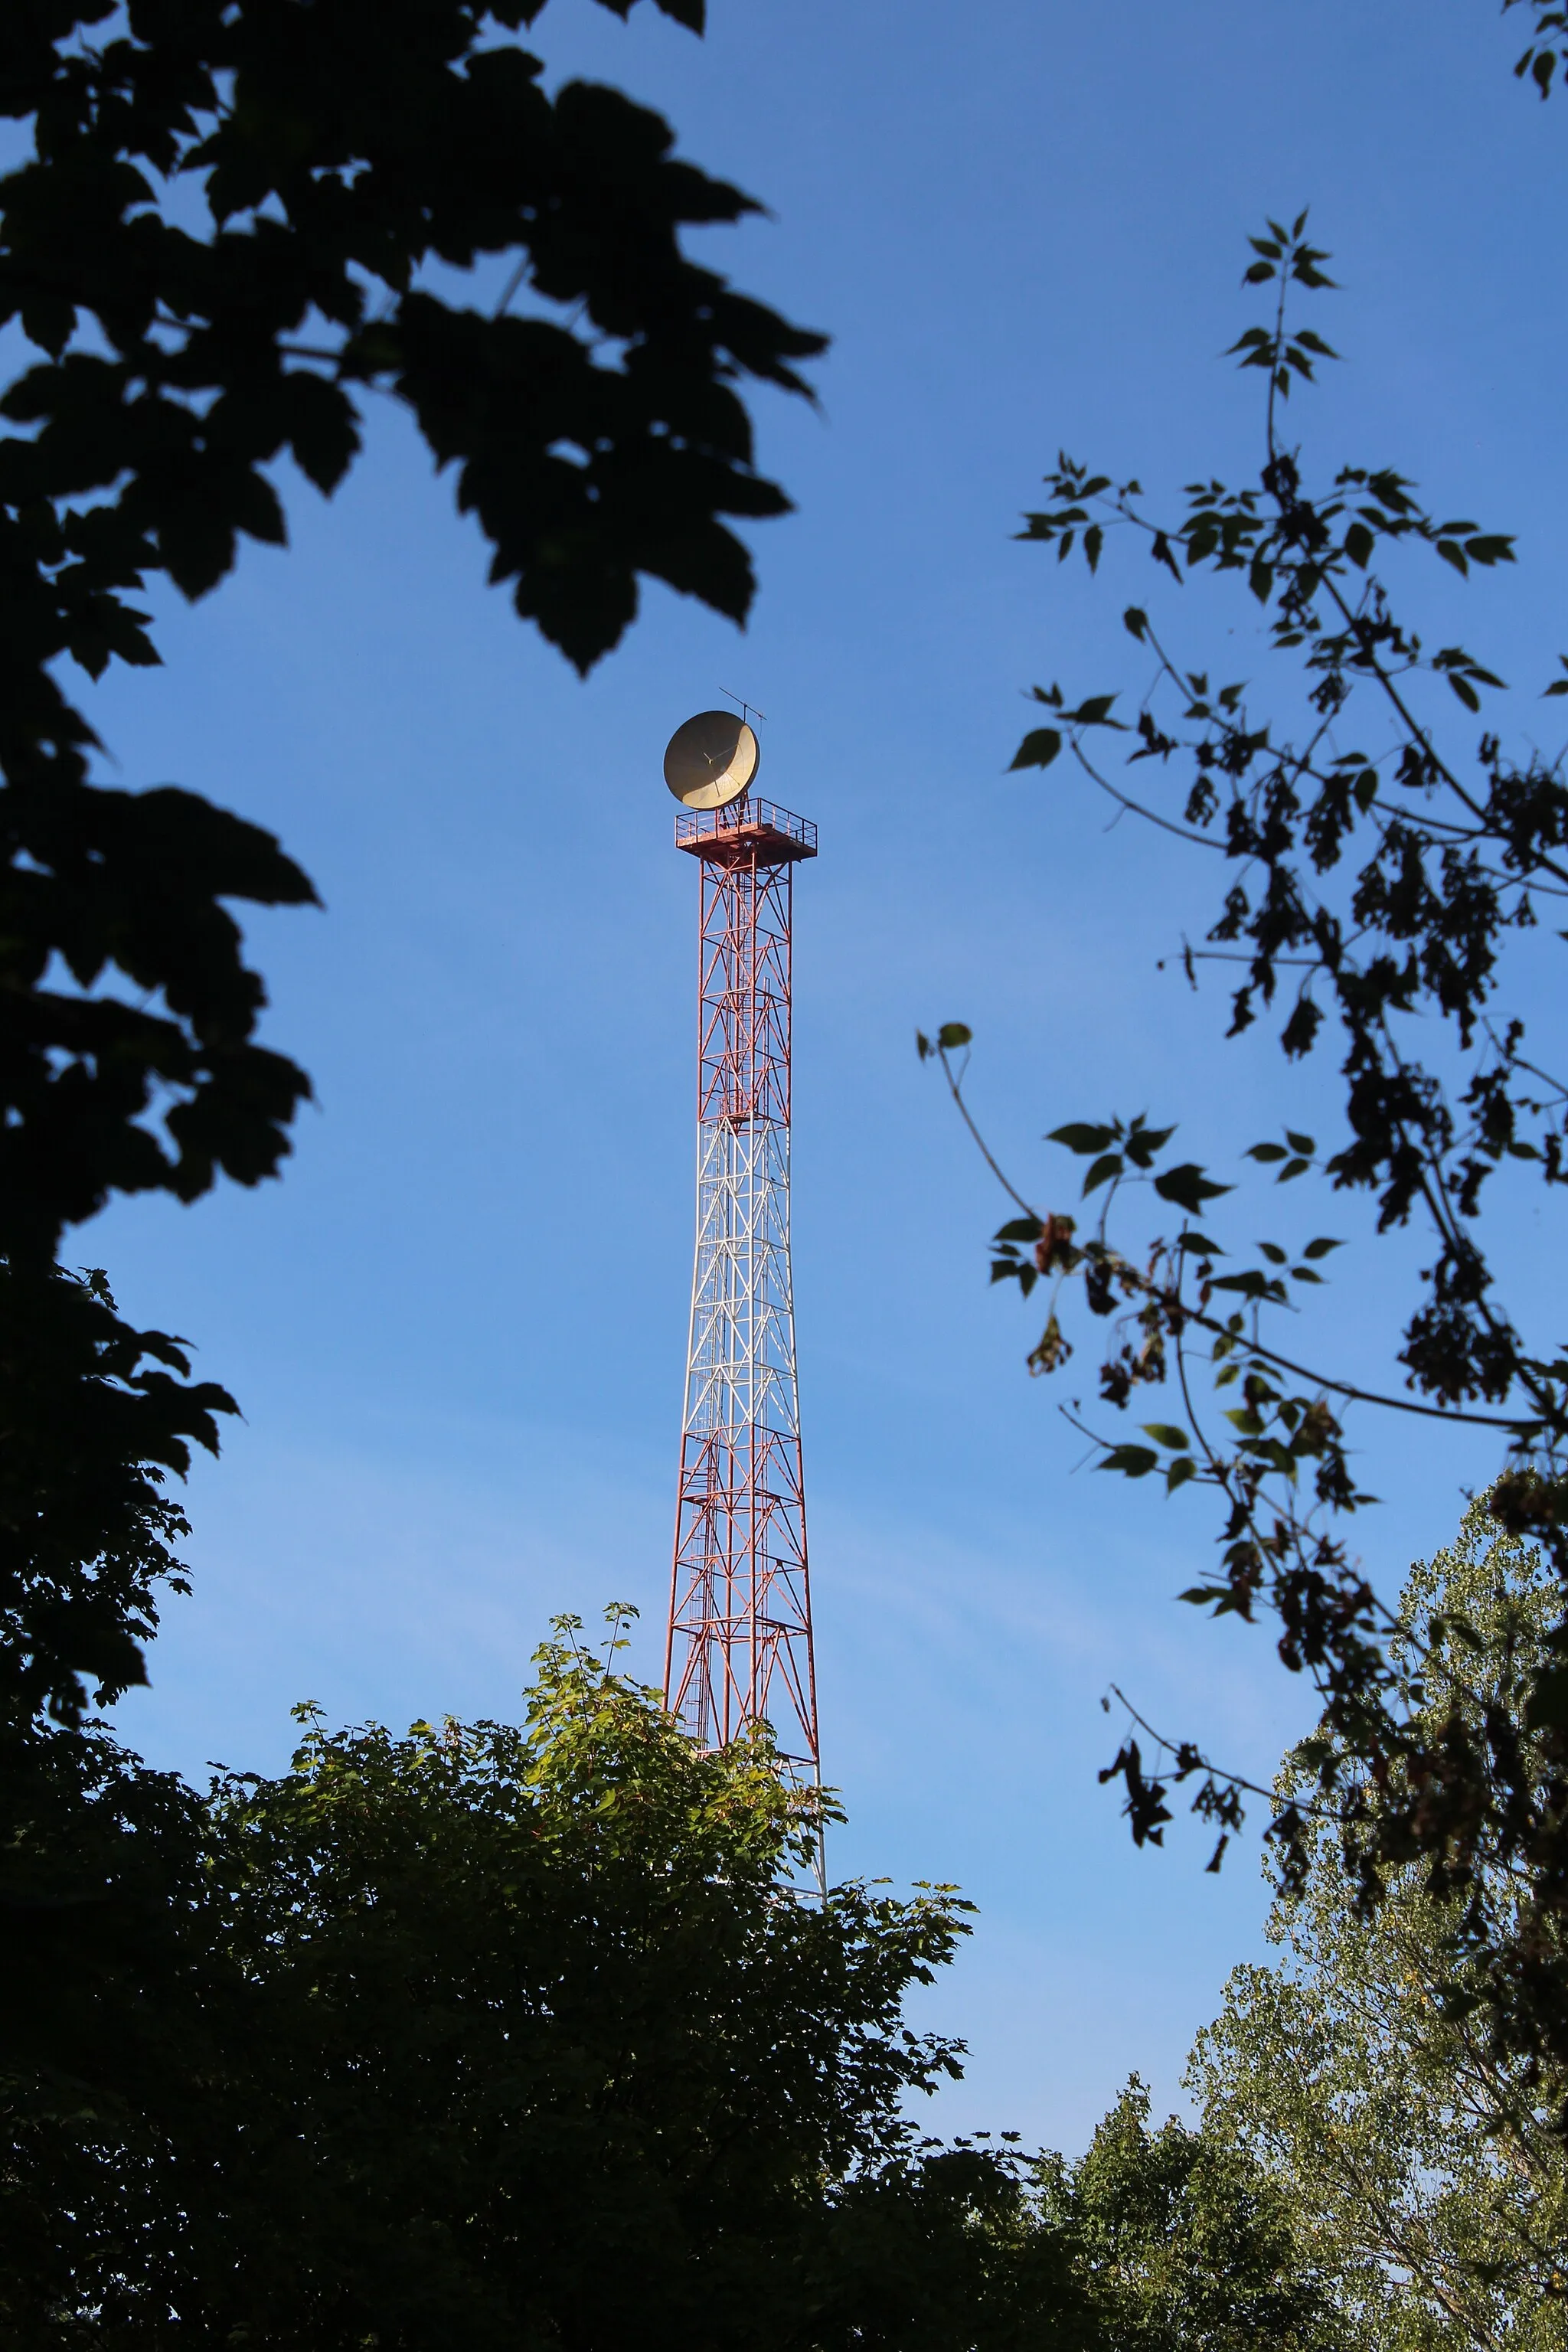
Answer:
[{"left": 662, "top": 711, "right": 821, "bottom": 1784}]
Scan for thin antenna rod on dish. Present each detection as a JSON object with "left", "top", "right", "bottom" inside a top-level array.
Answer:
[{"left": 718, "top": 687, "right": 767, "bottom": 730}]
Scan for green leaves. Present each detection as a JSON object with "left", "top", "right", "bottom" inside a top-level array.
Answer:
[
  {"left": 0, "top": 1263, "right": 236, "bottom": 1734},
  {"left": 1514, "top": 18, "right": 1566, "bottom": 100},
  {"left": 1010, "top": 687, "right": 1125, "bottom": 774},
  {"left": 1154, "top": 1163, "right": 1233, "bottom": 1215},
  {"left": 1044, "top": 1113, "right": 1192, "bottom": 1212},
  {"left": 1099, "top": 1444, "right": 1159, "bottom": 1478},
  {"left": 1432, "top": 529, "right": 1515, "bottom": 576},
  {"left": 996, "top": 175, "right": 1568, "bottom": 2107},
  {"left": 1015, "top": 456, "right": 1116, "bottom": 569},
  {"left": 1050, "top": 1122, "right": 1119, "bottom": 1155},
  {"left": 1524, "top": 1661, "right": 1568, "bottom": 1731},
  {"left": 1050, "top": 1114, "right": 1174, "bottom": 1170},
  {"left": 1227, "top": 219, "right": 1339, "bottom": 399},
  {"left": 6, "top": 1653, "right": 989, "bottom": 2347},
  {"left": 915, "top": 1021, "right": 972, "bottom": 1060},
  {"left": 1037, "top": 2079, "right": 1338, "bottom": 2346},
  {"left": 1432, "top": 645, "right": 1507, "bottom": 710},
  {"left": 1210, "top": 1268, "right": 1286, "bottom": 1303},
  {"left": 1068, "top": 694, "right": 1125, "bottom": 728},
  {"left": 1245, "top": 1135, "right": 1314, "bottom": 1184},
  {"left": 1, "top": 784, "right": 318, "bottom": 1257},
  {"left": 1010, "top": 727, "right": 1062, "bottom": 771},
  {"left": 0, "top": 0, "right": 828, "bottom": 1258},
  {"left": 0, "top": 15, "right": 840, "bottom": 2176},
  {"left": 1191, "top": 1500, "right": 1568, "bottom": 2347},
  {"left": 275, "top": 370, "right": 362, "bottom": 497}
]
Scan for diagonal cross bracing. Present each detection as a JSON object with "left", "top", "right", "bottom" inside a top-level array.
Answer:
[{"left": 665, "top": 802, "right": 819, "bottom": 1776}]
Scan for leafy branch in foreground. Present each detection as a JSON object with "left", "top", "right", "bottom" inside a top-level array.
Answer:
[
  {"left": 3, "top": 0, "right": 825, "bottom": 1272},
  {"left": 1191, "top": 1502, "right": 1568, "bottom": 2350},
  {"left": 0, "top": 1263, "right": 235, "bottom": 1737},
  {"left": 3, "top": 1622, "right": 1343, "bottom": 2350},
  {"left": 1, "top": 0, "right": 825, "bottom": 1727},
  {"left": 925, "top": 201, "right": 1568, "bottom": 2101},
  {"left": 1508, "top": 0, "right": 1568, "bottom": 96},
  {"left": 923, "top": 1018, "right": 1568, "bottom": 2111},
  {"left": 2, "top": 1628, "right": 971, "bottom": 2346}
]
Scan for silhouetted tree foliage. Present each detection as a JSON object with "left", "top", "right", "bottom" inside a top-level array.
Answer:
[
  {"left": 1509, "top": 0, "right": 1568, "bottom": 95},
  {"left": 2, "top": 1625, "right": 1343, "bottom": 2350},
  {"left": 0, "top": 1262, "right": 234, "bottom": 1733},
  {"left": 3, "top": 1631, "right": 962, "bottom": 2345},
  {"left": 0, "top": 0, "right": 824, "bottom": 1737},
  {"left": 0, "top": 5, "right": 828, "bottom": 2264},
  {"left": 924, "top": 4, "right": 1568, "bottom": 2116},
  {"left": 1191, "top": 1501, "right": 1568, "bottom": 2352}
]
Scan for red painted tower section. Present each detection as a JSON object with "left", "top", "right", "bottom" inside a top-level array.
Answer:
[{"left": 665, "top": 796, "right": 820, "bottom": 1779}]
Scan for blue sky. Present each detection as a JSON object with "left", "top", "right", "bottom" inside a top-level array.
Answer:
[{"left": 70, "top": 0, "right": 1568, "bottom": 2151}]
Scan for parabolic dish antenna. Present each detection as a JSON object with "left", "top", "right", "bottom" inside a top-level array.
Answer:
[{"left": 664, "top": 709, "right": 761, "bottom": 809}]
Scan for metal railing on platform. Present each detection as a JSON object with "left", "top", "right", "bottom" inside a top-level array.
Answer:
[{"left": 675, "top": 798, "right": 818, "bottom": 857}]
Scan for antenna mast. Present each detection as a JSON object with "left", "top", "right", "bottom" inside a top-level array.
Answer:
[{"left": 664, "top": 764, "right": 822, "bottom": 1798}]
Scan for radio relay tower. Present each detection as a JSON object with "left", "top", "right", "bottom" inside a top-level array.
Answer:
[{"left": 662, "top": 710, "right": 821, "bottom": 1786}]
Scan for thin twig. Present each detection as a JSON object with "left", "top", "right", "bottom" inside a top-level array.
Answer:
[
  {"left": 935, "top": 1046, "right": 1522, "bottom": 1432},
  {"left": 1106, "top": 1684, "right": 1357, "bottom": 1825}
]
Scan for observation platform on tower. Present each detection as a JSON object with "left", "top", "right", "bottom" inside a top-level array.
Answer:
[{"left": 675, "top": 798, "right": 818, "bottom": 866}]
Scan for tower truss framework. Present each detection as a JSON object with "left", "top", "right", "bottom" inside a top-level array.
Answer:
[{"left": 665, "top": 796, "right": 820, "bottom": 1782}]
